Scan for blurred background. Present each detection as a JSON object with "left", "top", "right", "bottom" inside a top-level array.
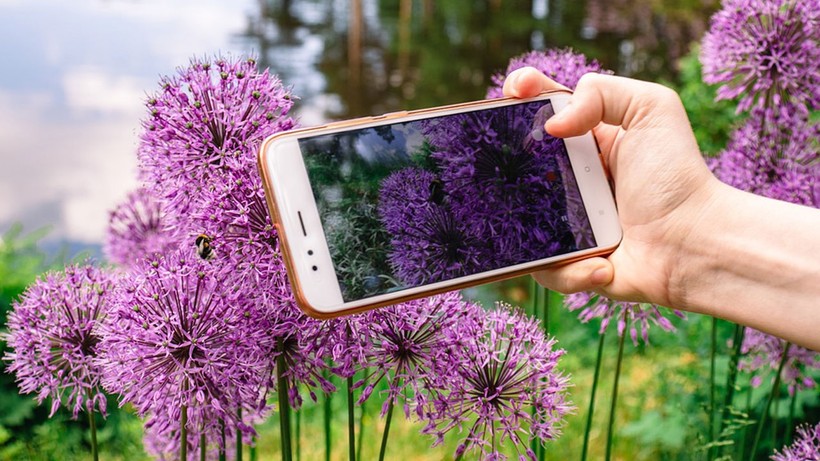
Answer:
[{"left": 0, "top": 0, "right": 713, "bottom": 256}]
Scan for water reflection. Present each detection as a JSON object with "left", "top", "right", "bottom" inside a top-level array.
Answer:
[{"left": 0, "top": 0, "right": 712, "bottom": 249}]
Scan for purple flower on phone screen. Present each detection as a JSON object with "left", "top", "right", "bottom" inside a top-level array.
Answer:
[
  {"left": 378, "top": 167, "right": 486, "bottom": 285},
  {"left": 3, "top": 263, "right": 115, "bottom": 418},
  {"left": 424, "top": 103, "right": 574, "bottom": 265}
]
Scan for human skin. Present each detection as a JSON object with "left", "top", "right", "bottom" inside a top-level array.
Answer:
[{"left": 503, "top": 67, "right": 820, "bottom": 351}]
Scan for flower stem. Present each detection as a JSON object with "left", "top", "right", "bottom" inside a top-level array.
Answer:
[
  {"left": 87, "top": 409, "right": 98, "bottom": 461},
  {"left": 356, "top": 373, "right": 367, "bottom": 458},
  {"left": 201, "top": 433, "right": 207, "bottom": 461},
  {"left": 236, "top": 407, "right": 243, "bottom": 461},
  {"left": 323, "top": 369, "right": 332, "bottom": 461},
  {"left": 347, "top": 376, "right": 356, "bottom": 461},
  {"left": 529, "top": 279, "right": 540, "bottom": 457},
  {"left": 786, "top": 388, "right": 798, "bottom": 444},
  {"left": 277, "top": 354, "right": 293, "bottom": 461},
  {"left": 541, "top": 286, "right": 550, "bottom": 336},
  {"left": 219, "top": 419, "right": 227, "bottom": 461},
  {"left": 719, "top": 324, "right": 746, "bottom": 444},
  {"left": 378, "top": 397, "right": 395, "bottom": 461},
  {"left": 751, "top": 342, "right": 791, "bottom": 458},
  {"left": 605, "top": 317, "right": 628, "bottom": 461},
  {"left": 296, "top": 407, "right": 301, "bottom": 461},
  {"left": 181, "top": 403, "right": 188, "bottom": 461},
  {"left": 581, "top": 330, "right": 607, "bottom": 461},
  {"left": 708, "top": 316, "right": 717, "bottom": 460}
]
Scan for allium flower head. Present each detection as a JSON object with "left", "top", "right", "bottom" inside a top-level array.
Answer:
[
  {"left": 771, "top": 421, "right": 820, "bottom": 461},
  {"left": 739, "top": 328, "right": 819, "bottom": 394},
  {"left": 423, "top": 306, "right": 571, "bottom": 461},
  {"left": 378, "top": 168, "right": 486, "bottom": 286},
  {"left": 3, "top": 263, "right": 116, "bottom": 418},
  {"left": 98, "top": 248, "right": 270, "bottom": 436},
  {"left": 105, "top": 187, "right": 180, "bottom": 267},
  {"left": 701, "top": 0, "right": 820, "bottom": 113},
  {"left": 138, "top": 55, "right": 297, "bottom": 216},
  {"left": 424, "top": 102, "right": 584, "bottom": 265},
  {"left": 487, "top": 48, "right": 611, "bottom": 98},
  {"left": 343, "top": 292, "right": 483, "bottom": 417},
  {"left": 564, "top": 291, "right": 685, "bottom": 345},
  {"left": 708, "top": 107, "right": 820, "bottom": 207}
]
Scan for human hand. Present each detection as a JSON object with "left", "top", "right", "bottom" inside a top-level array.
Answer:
[{"left": 504, "top": 67, "right": 719, "bottom": 307}]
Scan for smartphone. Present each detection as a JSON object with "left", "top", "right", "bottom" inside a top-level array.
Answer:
[{"left": 258, "top": 90, "right": 621, "bottom": 318}]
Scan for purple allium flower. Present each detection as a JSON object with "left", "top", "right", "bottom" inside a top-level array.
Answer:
[
  {"left": 422, "top": 306, "right": 571, "bottom": 461},
  {"left": 487, "top": 48, "right": 611, "bottom": 98},
  {"left": 137, "top": 55, "right": 297, "bottom": 217},
  {"left": 105, "top": 187, "right": 180, "bottom": 268},
  {"left": 739, "top": 328, "right": 819, "bottom": 394},
  {"left": 378, "top": 168, "right": 486, "bottom": 286},
  {"left": 771, "top": 421, "right": 820, "bottom": 461},
  {"left": 3, "top": 263, "right": 116, "bottom": 418},
  {"left": 700, "top": 0, "right": 820, "bottom": 113},
  {"left": 98, "top": 248, "right": 270, "bottom": 440},
  {"left": 345, "top": 292, "right": 483, "bottom": 417},
  {"left": 424, "top": 102, "right": 584, "bottom": 265},
  {"left": 708, "top": 108, "right": 820, "bottom": 207},
  {"left": 564, "top": 292, "right": 685, "bottom": 345}
]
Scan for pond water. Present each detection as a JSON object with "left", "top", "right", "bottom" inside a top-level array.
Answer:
[{"left": 0, "top": 0, "right": 712, "bottom": 251}]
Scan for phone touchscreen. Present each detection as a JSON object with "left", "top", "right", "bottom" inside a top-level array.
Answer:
[{"left": 298, "top": 100, "right": 596, "bottom": 302}]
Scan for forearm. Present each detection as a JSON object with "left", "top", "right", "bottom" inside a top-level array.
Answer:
[{"left": 670, "top": 182, "right": 820, "bottom": 351}]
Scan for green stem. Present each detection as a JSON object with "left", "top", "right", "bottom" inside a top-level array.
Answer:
[
  {"left": 751, "top": 342, "right": 792, "bottom": 458},
  {"left": 87, "top": 409, "right": 98, "bottom": 461},
  {"left": 581, "top": 331, "right": 607, "bottom": 461},
  {"left": 324, "top": 369, "right": 332, "bottom": 461},
  {"left": 541, "top": 286, "right": 550, "bottom": 336},
  {"left": 719, "top": 324, "right": 746, "bottom": 443},
  {"left": 236, "top": 407, "right": 243, "bottom": 461},
  {"left": 708, "top": 317, "right": 717, "bottom": 460},
  {"left": 739, "top": 375, "right": 755, "bottom": 461},
  {"left": 378, "top": 398, "right": 395, "bottom": 461},
  {"left": 296, "top": 406, "right": 301, "bottom": 461},
  {"left": 201, "top": 433, "right": 207, "bottom": 461},
  {"left": 219, "top": 419, "right": 227, "bottom": 461},
  {"left": 605, "top": 317, "right": 628, "bottom": 461},
  {"left": 181, "top": 404, "right": 188, "bottom": 461},
  {"left": 277, "top": 355, "right": 293, "bottom": 461},
  {"left": 356, "top": 373, "right": 367, "bottom": 459},
  {"left": 250, "top": 442, "right": 258, "bottom": 461},
  {"left": 786, "top": 388, "right": 798, "bottom": 444},
  {"left": 347, "top": 376, "right": 356, "bottom": 461},
  {"left": 529, "top": 279, "right": 541, "bottom": 457}
]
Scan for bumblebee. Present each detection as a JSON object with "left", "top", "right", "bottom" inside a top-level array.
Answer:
[{"left": 195, "top": 234, "right": 215, "bottom": 260}]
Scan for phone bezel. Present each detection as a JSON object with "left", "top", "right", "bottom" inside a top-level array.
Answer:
[{"left": 258, "top": 91, "right": 622, "bottom": 318}]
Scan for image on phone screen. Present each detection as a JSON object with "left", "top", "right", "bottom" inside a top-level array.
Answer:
[{"left": 298, "top": 100, "right": 596, "bottom": 302}]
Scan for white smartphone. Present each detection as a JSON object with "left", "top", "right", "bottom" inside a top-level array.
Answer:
[{"left": 258, "top": 91, "right": 621, "bottom": 318}]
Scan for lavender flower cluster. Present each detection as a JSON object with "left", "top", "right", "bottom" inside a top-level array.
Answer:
[
  {"left": 3, "top": 54, "right": 572, "bottom": 460},
  {"left": 379, "top": 102, "right": 584, "bottom": 287},
  {"left": 701, "top": 0, "right": 820, "bottom": 406}
]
